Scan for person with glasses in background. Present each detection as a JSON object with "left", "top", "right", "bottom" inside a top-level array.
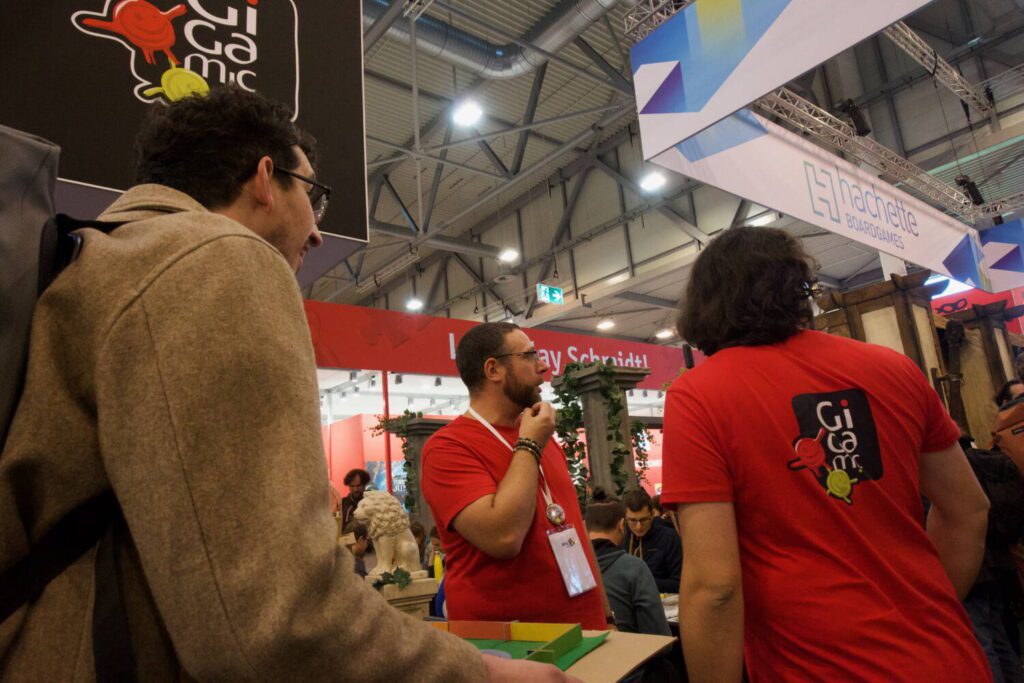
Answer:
[
  {"left": 421, "top": 322, "right": 615, "bottom": 633},
  {"left": 622, "top": 489, "right": 682, "bottom": 594}
]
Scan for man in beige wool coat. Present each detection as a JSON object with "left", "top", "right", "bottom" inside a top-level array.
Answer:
[{"left": 0, "top": 86, "right": 578, "bottom": 682}]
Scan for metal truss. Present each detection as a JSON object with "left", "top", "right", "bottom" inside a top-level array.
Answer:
[
  {"left": 883, "top": 21, "right": 993, "bottom": 117},
  {"left": 623, "top": 0, "right": 693, "bottom": 44},
  {"left": 976, "top": 190, "right": 1024, "bottom": 219},
  {"left": 754, "top": 88, "right": 979, "bottom": 219}
]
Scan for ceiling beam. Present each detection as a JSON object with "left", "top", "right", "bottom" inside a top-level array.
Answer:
[
  {"left": 573, "top": 37, "right": 633, "bottom": 92},
  {"left": 593, "top": 159, "right": 708, "bottom": 244},
  {"left": 363, "top": 0, "right": 405, "bottom": 54},
  {"left": 513, "top": 63, "right": 547, "bottom": 175},
  {"left": 615, "top": 291, "right": 678, "bottom": 310},
  {"left": 371, "top": 221, "right": 500, "bottom": 259}
]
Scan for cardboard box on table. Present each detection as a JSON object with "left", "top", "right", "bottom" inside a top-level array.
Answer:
[{"left": 430, "top": 621, "right": 674, "bottom": 682}]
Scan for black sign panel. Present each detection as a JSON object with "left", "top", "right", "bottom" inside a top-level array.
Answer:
[{"left": 0, "top": 0, "right": 368, "bottom": 242}]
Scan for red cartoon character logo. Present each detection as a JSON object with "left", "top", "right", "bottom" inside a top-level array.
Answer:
[
  {"left": 72, "top": 0, "right": 209, "bottom": 104},
  {"left": 80, "top": 0, "right": 187, "bottom": 66}
]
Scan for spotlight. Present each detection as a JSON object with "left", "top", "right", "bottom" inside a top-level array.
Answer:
[
  {"left": 452, "top": 99, "right": 483, "bottom": 127},
  {"left": 498, "top": 248, "right": 519, "bottom": 263},
  {"left": 642, "top": 390, "right": 648, "bottom": 398},
  {"left": 597, "top": 319, "right": 615, "bottom": 331},
  {"left": 349, "top": 371, "right": 357, "bottom": 381},
  {"left": 395, "top": 374, "right": 403, "bottom": 385},
  {"left": 655, "top": 328, "right": 674, "bottom": 340},
  {"left": 406, "top": 297, "right": 424, "bottom": 312},
  {"left": 639, "top": 171, "right": 666, "bottom": 193},
  {"left": 955, "top": 175, "right": 985, "bottom": 205},
  {"left": 435, "top": 377, "right": 442, "bottom": 387},
  {"left": 841, "top": 99, "right": 871, "bottom": 137}
]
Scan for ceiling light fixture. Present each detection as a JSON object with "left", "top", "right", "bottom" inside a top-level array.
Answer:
[
  {"left": 452, "top": 99, "right": 483, "bottom": 127},
  {"left": 655, "top": 328, "right": 674, "bottom": 339},
  {"left": 639, "top": 171, "right": 666, "bottom": 193},
  {"left": 498, "top": 248, "right": 519, "bottom": 263},
  {"left": 597, "top": 319, "right": 615, "bottom": 331},
  {"left": 746, "top": 212, "right": 777, "bottom": 228},
  {"left": 406, "top": 297, "right": 424, "bottom": 312}
]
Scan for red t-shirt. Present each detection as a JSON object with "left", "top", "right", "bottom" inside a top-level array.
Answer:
[
  {"left": 662, "top": 330, "right": 989, "bottom": 682},
  {"left": 421, "top": 415, "right": 605, "bottom": 630}
]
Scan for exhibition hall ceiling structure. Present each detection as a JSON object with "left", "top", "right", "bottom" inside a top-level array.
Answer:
[{"left": 306, "top": 0, "right": 1024, "bottom": 351}]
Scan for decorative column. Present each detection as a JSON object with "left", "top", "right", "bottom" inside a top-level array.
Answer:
[
  {"left": 553, "top": 365, "right": 651, "bottom": 495},
  {"left": 947, "top": 301, "right": 1024, "bottom": 448},
  {"left": 400, "top": 417, "right": 450, "bottom": 530},
  {"left": 814, "top": 270, "right": 947, "bottom": 388}
]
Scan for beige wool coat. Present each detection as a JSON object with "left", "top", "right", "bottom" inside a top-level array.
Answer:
[{"left": 0, "top": 185, "right": 486, "bottom": 681}]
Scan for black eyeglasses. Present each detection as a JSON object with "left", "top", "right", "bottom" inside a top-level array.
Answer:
[
  {"left": 275, "top": 167, "right": 331, "bottom": 225},
  {"left": 493, "top": 350, "right": 540, "bottom": 362}
]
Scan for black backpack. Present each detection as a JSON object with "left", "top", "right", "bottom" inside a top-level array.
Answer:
[{"left": 0, "top": 124, "right": 134, "bottom": 679}]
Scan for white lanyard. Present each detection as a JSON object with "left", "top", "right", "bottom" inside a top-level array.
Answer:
[{"left": 466, "top": 406, "right": 556, "bottom": 511}]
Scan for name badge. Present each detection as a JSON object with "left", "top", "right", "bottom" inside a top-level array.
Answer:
[{"left": 546, "top": 525, "right": 597, "bottom": 598}]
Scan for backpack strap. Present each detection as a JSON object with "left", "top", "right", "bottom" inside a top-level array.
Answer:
[
  {"left": 0, "top": 491, "right": 137, "bottom": 680},
  {"left": 0, "top": 491, "right": 119, "bottom": 622},
  {"left": 37, "top": 214, "right": 126, "bottom": 294}
]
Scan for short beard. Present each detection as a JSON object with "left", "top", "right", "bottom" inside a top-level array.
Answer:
[{"left": 503, "top": 374, "right": 541, "bottom": 409}]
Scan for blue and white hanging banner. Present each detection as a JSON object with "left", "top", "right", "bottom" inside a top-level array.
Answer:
[
  {"left": 650, "top": 110, "right": 998, "bottom": 291},
  {"left": 979, "top": 218, "right": 1024, "bottom": 293},
  {"left": 631, "top": 0, "right": 931, "bottom": 161}
]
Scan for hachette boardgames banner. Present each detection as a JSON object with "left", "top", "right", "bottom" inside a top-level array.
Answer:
[
  {"left": 630, "top": 0, "right": 930, "bottom": 160},
  {"left": 0, "top": 0, "right": 368, "bottom": 242},
  {"left": 647, "top": 109, "right": 1018, "bottom": 292}
]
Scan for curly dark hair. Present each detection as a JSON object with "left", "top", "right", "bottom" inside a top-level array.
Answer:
[
  {"left": 134, "top": 86, "right": 316, "bottom": 208},
  {"left": 677, "top": 227, "right": 817, "bottom": 356},
  {"left": 455, "top": 322, "right": 521, "bottom": 392},
  {"left": 343, "top": 468, "right": 371, "bottom": 486}
]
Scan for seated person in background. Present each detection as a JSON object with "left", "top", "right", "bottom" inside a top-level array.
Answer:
[
  {"left": 340, "top": 468, "right": 370, "bottom": 527},
  {"left": 961, "top": 383, "right": 1024, "bottom": 683},
  {"left": 426, "top": 526, "right": 445, "bottom": 576},
  {"left": 410, "top": 520, "right": 427, "bottom": 564},
  {"left": 622, "top": 489, "right": 682, "bottom": 593},
  {"left": 586, "top": 499, "right": 671, "bottom": 636},
  {"left": 342, "top": 522, "right": 369, "bottom": 578}
]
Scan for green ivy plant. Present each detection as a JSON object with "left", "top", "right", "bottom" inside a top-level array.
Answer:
[
  {"left": 372, "top": 567, "right": 412, "bottom": 591},
  {"left": 555, "top": 360, "right": 639, "bottom": 502},
  {"left": 554, "top": 362, "right": 589, "bottom": 509},
  {"left": 595, "top": 363, "right": 631, "bottom": 496},
  {"left": 372, "top": 409, "right": 423, "bottom": 514},
  {"left": 630, "top": 421, "right": 654, "bottom": 486}
]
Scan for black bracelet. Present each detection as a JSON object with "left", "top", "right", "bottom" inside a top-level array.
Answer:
[{"left": 514, "top": 438, "right": 543, "bottom": 463}]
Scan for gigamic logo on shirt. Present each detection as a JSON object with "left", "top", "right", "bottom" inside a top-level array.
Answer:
[
  {"left": 70, "top": 0, "right": 299, "bottom": 115},
  {"left": 788, "top": 389, "right": 882, "bottom": 504}
]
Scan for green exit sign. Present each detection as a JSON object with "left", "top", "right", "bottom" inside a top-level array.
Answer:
[{"left": 536, "top": 283, "right": 564, "bottom": 305}]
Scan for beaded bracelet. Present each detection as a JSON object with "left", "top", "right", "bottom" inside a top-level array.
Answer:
[{"left": 514, "top": 438, "right": 543, "bottom": 463}]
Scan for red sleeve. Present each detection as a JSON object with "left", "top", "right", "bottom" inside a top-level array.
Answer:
[
  {"left": 421, "top": 433, "right": 498, "bottom": 531},
  {"left": 660, "top": 383, "right": 734, "bottom": 506}
]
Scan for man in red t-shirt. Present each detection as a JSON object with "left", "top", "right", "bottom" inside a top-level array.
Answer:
[
  {"left": 422, "top": 322, "right": 610, "bottom": 632},
  {"left": 662, "top": 227, "right": 991, "bottom": 682}
]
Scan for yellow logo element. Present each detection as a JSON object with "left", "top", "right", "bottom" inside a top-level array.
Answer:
[
  {"left": 825, "top": 469, "right": 859, "bottom": 505},
  {"left": 142, "top": 66, "right": 210, "bottom": 102}
]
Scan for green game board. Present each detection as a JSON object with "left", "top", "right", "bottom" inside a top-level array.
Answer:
[{"left": 466, "top": 632, "right": 609, "bottom": 671}]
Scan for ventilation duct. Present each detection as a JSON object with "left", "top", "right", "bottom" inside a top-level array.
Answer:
[{"left": 363, "top": 0, "right": 634, "bottom": 83}]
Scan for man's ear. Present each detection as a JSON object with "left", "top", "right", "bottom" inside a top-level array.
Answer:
[
  {"left": 617, "top": 519, "right": 625, "bottom": 536},
  {"left": 482, "top": 357, "right": 504, "bottom": 383},
  {"left": 250, "top": 155, "right": 276, "bottom": 212}
]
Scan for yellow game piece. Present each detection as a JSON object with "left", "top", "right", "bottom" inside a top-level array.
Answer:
[{"left": 143, "top": 67, "right": 210, "bottom": 102}]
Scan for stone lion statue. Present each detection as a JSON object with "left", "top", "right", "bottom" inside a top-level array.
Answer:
[{"left": 354, "top": 491, "right": 426, "bottom": 580}]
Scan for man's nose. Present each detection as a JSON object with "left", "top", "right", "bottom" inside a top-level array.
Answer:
[{"left": 309, "top": 225, "right": 324, "bottom": 249}]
